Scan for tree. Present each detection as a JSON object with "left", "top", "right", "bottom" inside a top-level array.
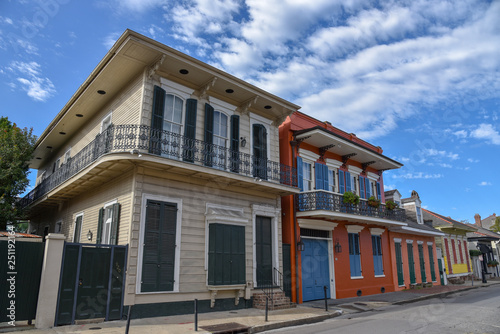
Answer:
[
  {"left": 0, "top": 117, "right": 36, "bottom": 230},
  {"left": 491, "top": 217, "right": 500, "bottom": 233}
]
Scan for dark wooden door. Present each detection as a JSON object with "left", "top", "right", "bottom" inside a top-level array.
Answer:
[{"left": 256, "top": 216, "right": 273, "bottom": 286}]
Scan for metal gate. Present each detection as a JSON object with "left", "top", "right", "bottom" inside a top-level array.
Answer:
[
  {"left": 0, "top": 239, "right": 44, "bottom": 323},
  {"left": 55, "top": 242, "right": 127, "bottom": 326}
]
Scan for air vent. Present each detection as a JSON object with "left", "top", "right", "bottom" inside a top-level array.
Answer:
[{"left": 300, "top": 228, "right": 329, "bottom": 238}]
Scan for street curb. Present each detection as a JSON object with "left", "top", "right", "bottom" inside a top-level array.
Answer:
[
  {"left": 392, "top": 282, "right": 500, "bottom": 305},
  {"left": 249, "top": 310, "right": 343, "bottom": 333}
]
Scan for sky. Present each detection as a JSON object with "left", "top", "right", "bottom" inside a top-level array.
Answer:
[{"left": 0, "top": 0, "right": 499, "bottom": 223}]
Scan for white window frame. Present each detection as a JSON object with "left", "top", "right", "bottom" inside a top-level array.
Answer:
[
  {"left": 252, "top": 204, "right": 280, "bottom": 288},
  {"left": 73, "top": 212, "right": 84, "bottom": 242},
  {"left": 100, "top": 112, "right": 113, "bottom": 133},
  {"left": 136, "top": 194, "right": 183, "bottom": 295},
  {"left": 101, "top": 200, "right": 117, "bottom": 245},
  {"left": 302, "top": 160, "right": 313, "bottom": 191},
  {"left": 55, "top": 220, "right": 63, "bottom": 233},
  {"left": 250, "top": 113, "right": 272, "bottom": 161}
]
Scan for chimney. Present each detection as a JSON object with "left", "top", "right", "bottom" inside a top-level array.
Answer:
[{"left": 474, "top": 213, "right": 482, "bottom": 227}]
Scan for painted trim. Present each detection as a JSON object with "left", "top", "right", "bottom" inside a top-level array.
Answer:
[
  {"left": 346, "top": 225, "right": 365, "bottom": 234},
  {"left": 325, "top": 158, "right": 342, "bottom": 169},
  {"left": 350, "top": 276, "right": 364, "bottom": 280},
  {"left": 417, "top": 241, "right": 424, "bottom": 245},
  {"left": 136, "top": 193, "right": 183, "bottom": 295},
  {"left": 100, "top": 112, "right": 113, "bottom": 133},
  {"left": 160, "top": 77, "right": 195, "bottom": 99},
  {"left": 406, "top": 239, "right": 414, "bottom": 244},
  {"left": 427, "top": 241, "right": 434, "bottom": 246},
  {"left": 298, "top": 219, "right": 338, "bottom": 231},
  {"left": 369, "top": 228, "right": 385, "bottom": 236},
  {"left": 393, "top": 238, "right": 402, "bottom": 243},
  {"left": 252, "top": 204, "right": 280, "bottom": 288},
  {"left": 298, "top": 148, "right": 320, "bottom": 162},
  {"left": 73, "top": 212, "right": 84, "bottom": 242}
]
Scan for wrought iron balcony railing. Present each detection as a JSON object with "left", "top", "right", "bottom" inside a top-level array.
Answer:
[
  {"left": 21, "top": 124, "right": 297, "bottom": 208},
  {"left": 296, "top": 190, "right": 407, "bottom": 222}
]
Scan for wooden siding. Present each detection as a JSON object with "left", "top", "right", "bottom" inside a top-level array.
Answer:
[{"left": 125, "top": 166, "right": 283, "bottom": 305}]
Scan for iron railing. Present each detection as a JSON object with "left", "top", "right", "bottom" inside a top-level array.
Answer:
[
  {"left": 21, "top": 124, "right": 297, "bottom": 208},
  {"left": 257, "top": 267, "right": 286, "bottom": 320},
  {"left": 296, "top": 190, "right": 407, "bottom": 222}
]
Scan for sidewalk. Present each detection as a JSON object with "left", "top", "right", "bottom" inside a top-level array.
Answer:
[{"left": 2, "top": 278, "right": 499, "bottom": 334}]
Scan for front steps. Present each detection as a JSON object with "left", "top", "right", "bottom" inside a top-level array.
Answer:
[{"left": 253, "top": 290, "right": 296, "bottom": 310}]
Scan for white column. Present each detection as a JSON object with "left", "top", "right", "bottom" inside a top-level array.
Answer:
[{"left": 35, "top": 233, "right": 66, "bottom": 329}]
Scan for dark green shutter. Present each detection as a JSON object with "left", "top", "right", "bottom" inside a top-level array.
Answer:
[
  {"left": 208, "top": 224, "right": 245, "bottom": 285},
  {"left": 74, "top": 216, "right": 82, "bottom": 243},
  {"left": 141, "top": 200, "right": 177, "bottom": 292},
  {"left": 418, "top": 244, "right": 426, "bottom": 283},
  {"left": 252, "top": 124, "right": 267, "bottom": 179},
  {"left": 428, "top": 245, "right": 436, "bottom": 281},
  {"left": 230, "top": 115, "right": 240, "bottom": 172},
  {"left": 150, "top": 86, "right": 165, "bottom": 154},
  {"left": 183, "top": 98, "right": 198, "bottom": 162},
  {"left": 96, "top": 208, "right": 104, "bottom": 244},
  {"left": 407, "top": 243, "right": 416, "bottom": 284},
  {"left": 204, "top": 103, "right": 214, "bottom": 166},
  {"left": 110, "top": 203, "right": 121, "bottom": 245},
  {"left": 395, "top": 242, "right": 404, "bottom": 285}
]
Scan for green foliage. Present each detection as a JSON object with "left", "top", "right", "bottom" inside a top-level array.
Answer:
[
  {"left": 367, "top": 196, "right": 381, "bottom": 208},
  {"left": 0, "top": 117, "right": 36, "bottom": 230},
  {"left": 385, "top": 200, "right": 398, "bottom": 210},
  {"left": 343, "top": 191, "right": 360, "bottom": 205},
  {"left": 488, "top": 260, "right": 499, "bottom": 266},
  {"left": 469, "top": 249, "right": 482, "bottom": 257},
  {"left": 491, "top": 217, "right": 500, "bottom": 233}
]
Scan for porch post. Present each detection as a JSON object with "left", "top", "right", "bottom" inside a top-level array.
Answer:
[{"left": 35, "top": 233, "right": 66, "bottom": 329}]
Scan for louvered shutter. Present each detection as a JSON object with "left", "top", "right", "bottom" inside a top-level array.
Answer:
[
  {"left": 365, "top": 178, "right": 371, "bottom": 198},
  {"left": 183, "top": 98, "right": 197, "bottom": 162},
  {"left": 323, "top": 165, "right": 329, "bottom": 190},
  {"left": 359, "top": 176, "right": 365, "bottom": 199},
  {"left": 150, "top": 86, "right": 165, "bottom": 154},
  {"left": 345, "top": 171, "right": 351, "bottom": 192},
  {"left": 109, "top": 203, "right": 121, "bottom": 245},
  {"left": 96, "top": 208, "right": 104, "bottom": 244},
  {"left": 253, "top": 124, "right": 267, "bottom": 179},
  {"left": 204, "top": 103, "right": 214, "bottom": 166},
  {"left": 230, "top": 115, "right": 240, "bottom": 172},
  {"left": 376, "top": 182, "right": 381, "bottom": 200},
  {"left": 315, "top": 163, "right": 323, "bottom": 190},
  {"left": 297, "top": 156, "right": 303, "bottom": 191},
  {"left": 339, "top": 170, "right": 345, "bottom": 194}
]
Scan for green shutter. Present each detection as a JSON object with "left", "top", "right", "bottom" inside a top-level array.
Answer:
[
  {"left": 253, "top": 124, "right": 267, "bottom": 179},
  {"left": 407, "top": 243, "right": 416, "bottom": 284},
  {"left": 204, "top": 103, "right": 214, "bottom": 166},
  {"left": 359, "top": 176, "right": 365, "bottom": 199},
  {"left": 74, "top": 216, "right": 82, "bottom": 243},
  {"left": 150, "top": 86, "right": 165, "bottom": 154},
  {"left": 418, "top": 244, "right": 426, "bottom": 283},
  {"left": 110, "top": 203, "right": 121, "bottom": 245},
  {"left": 395, "top": 242, "right": 404, "bottom": 285},
  {"left": 141, "top": 200, "right": 177, "bottom": 292},
  {"left": 96, "top": 208, "right": 104, "bottom": 244},
  {"left": 230, "top": 115, "right": 240, "bottom": 172},
  {"left": 183, "top": 98, "right": 198, "bottom": 162},
  {"left": 428, "top": 245, "right": 436, "bottom": 281},
  {"left": 208, "top": 224, "right": 245, "bottom": 285}
]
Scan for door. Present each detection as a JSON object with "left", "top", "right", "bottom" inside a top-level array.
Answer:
[
  {"left": 301, "top": 239, "right": 331, "bottom": 301},
  {"left": 256, "top": 216, "right": 273, "bottom": 286}
]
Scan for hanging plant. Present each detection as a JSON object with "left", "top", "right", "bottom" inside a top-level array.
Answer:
[
  {"left": 367, "top": 196, "right": 381, "bottom": 208},
  {"left": 469, "top": 249, "right": 482, "bottom": 257},
  {"left": 385, "top": 200, "right": 398, "bottom": 211},
  {"left": 488, "top": 260, "right": 499, "bottom": 267},
  {"left": 343, "top": 191, "right": 360, "bottom": 205}
]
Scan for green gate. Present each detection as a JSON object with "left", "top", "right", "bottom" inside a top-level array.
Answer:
[
  {"left": 0, "top": 239, "right": 44, "bottom": 323},
  {"left": 55, "top": 242, "right": 127, "bottom": 326}
]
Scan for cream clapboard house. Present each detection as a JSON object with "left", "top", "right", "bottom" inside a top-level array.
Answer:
[{"left": 23, "top": 30, "right": 300, "bottom": 318}]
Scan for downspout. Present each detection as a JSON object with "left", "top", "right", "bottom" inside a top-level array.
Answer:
[{"left": 290, "top": 138, "right": 299, "bottom": 303}]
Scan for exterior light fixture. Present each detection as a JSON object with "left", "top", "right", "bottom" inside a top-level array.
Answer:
[
  {"left": 87, "top": 230, "right": 93, "bottom": 241},
  {"left": 97, "top": 90, "right": 106, "bottom": 95},
  {"left": 264, "top": 105, "right": 272, "bottom": 109},
  {"left": 297, "top": 238, "right": 305, "bottom": 252},
  {"left": 240, "top": 136, "right": 246, "bottom": 147},
  {"left": 130, "top": 149, "right": 142, "bottom": 158},
  {"left": 225, "top": 88, "right": 234, "bottom": 94},
  {"left": 179, "top": 69, "right": 189, "bottom": 75},
  {"left": 334, "top": 239, "right": 342, "bottom": 253}
]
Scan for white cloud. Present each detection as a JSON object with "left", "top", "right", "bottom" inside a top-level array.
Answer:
[
  {"left": 8, "top": 61, "right": 55, "bottom": 102},
  {"left": 467, "top": 158, "right": 480, "bottom": 163},
  {"left": 393, "top": 172, "right": 443, "bottom": 179},
  {"left": 470, "top": 123, "right": 500, "bottom": 145},
  {"left": 453, "top": 130, "right": 468, "bottom": 138},
  {"left": 423, "top": 148, "right": 459, "bottom": 160},
  {"left": 111, "top": 0, "right": 168, "bottom": 13},
  {"left": 102, "top": 32, "right": 121, "bottom": 50},
  {"left": 479, "top": 181, "right": 492, "bottom": 186},
  {"left": 438, "top": 163, "right": 452, "bottom": 168}
]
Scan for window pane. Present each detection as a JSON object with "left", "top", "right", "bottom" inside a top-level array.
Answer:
[
  {"left": 164, "top": 95, "right": 174, "bottom": 121},
  {"left": 173, "top": 96, "right": 183, "bottom": 123}
]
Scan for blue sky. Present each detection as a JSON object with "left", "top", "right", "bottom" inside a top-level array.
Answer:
[{"left": 1, "top": 0, "right": 499, "bottom": 223}]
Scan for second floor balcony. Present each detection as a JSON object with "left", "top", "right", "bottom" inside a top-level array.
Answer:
[
  {"left": 22, "top": 124, "right": 298, "bottom": 209},
  {"left": 296, "top": 190, "right": 407, "bottom": 226}
]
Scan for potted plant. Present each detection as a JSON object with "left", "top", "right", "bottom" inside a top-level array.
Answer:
[
  {"left": 488, "top": 260, "right": 499, "bottom": 267},
  {"left": 469, "top": 249, "right": 482, "bottom": 257},
  {"left": 367, "top": 196, "right": 381, "bottom": 208},
  {"left": 385, "top": 200, "right": 398, "bottom": 210},
  {"left": 343, "top": 191, "right": 360, "bottom": 205}
]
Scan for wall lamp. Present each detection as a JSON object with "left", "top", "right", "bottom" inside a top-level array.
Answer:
[
  {"left": 87, "top": 230, "right": 93, "bottom": 241},
  {"left": 240, "top": 137, "right": 247, "bottom": 148},
  {"left": 334, "top": 239, "right": 342, "bottom": 253},
  {"left": 297, "top": 238, "right": 305, "bottom": 252},
  {"left": 130, "top": 149, "right": 143, "bottom": 157}
]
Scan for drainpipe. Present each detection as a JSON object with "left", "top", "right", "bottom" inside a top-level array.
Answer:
[{"left": 290, "top": 138, "right": 299, "bottom": 303}]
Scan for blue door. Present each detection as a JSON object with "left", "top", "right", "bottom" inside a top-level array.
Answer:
[{"left": 301, "top": 239, "right": 331, "bottom": 301}]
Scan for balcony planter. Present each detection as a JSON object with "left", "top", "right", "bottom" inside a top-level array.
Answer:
[
  {"left": 487, "top": 260, "right": 499, "bottom": 267},
  {"left": 343, "top": 191, "right": 360, "bottom": 205},
  {"left": 469, "top": 249, "right": 482, "bottom": 257},
  {"left": 385, "top": 200, "right": 398, "bottom": 211},
  {"left": 367, "top": 196, "right": 381, "bottom": 208}
]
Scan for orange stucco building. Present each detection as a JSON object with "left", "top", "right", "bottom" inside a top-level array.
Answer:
[{"left": 280, "top": 112, "right": 443, "bottom": 302}]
